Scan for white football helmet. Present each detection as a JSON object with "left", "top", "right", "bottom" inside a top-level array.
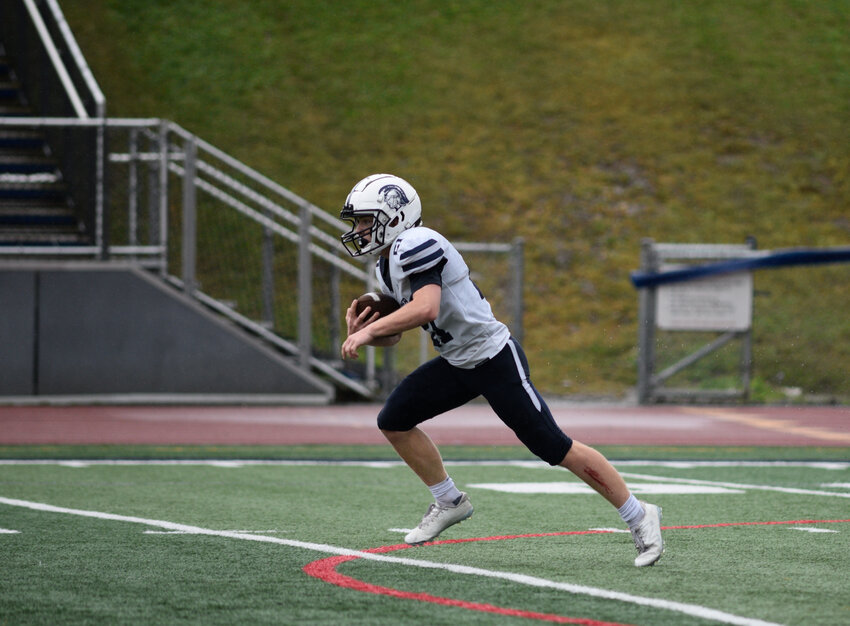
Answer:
[{"left": 340, "top": 173, "right": 422, "bottom": 257}]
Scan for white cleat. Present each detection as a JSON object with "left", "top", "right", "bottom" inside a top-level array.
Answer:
[
  {"left": 631, "top": 501, "right": 664, "bottom": 567},
  {"left": 404, "top": 492, "right": 474, "bottom": 545}
]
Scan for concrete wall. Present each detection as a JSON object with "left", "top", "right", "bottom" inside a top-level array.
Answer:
[{"left": 0, "top": 264, "right": 333, "bottom": 402}]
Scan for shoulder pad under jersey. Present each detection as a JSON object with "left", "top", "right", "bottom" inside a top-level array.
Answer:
[{"left": 390, "top": 228, "right": 446, "bottom": 280}]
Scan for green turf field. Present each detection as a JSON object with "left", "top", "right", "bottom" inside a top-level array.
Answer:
[{"left": 2, "top": 447, "right": 848, "bottom": 625}]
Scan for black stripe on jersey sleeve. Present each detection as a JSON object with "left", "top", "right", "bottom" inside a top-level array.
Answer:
[
  {"left": 402, "top": 249, "right": 444, "bottom": 274},
  {"left": 399, "top": 239, "right": 438, "bottom": 259}
]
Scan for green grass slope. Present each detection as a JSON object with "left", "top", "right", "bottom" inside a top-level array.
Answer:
[{"left": 62, "top": 0, "right": 850, "bottom": 398}]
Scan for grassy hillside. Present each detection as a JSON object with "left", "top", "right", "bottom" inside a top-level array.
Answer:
[{"left": 62, "top": 0, "right": 850, "bottom": 399}]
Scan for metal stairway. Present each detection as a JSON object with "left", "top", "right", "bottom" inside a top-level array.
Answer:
[{"left": 0, "top": 52, "right": 84, "bottom": 246}]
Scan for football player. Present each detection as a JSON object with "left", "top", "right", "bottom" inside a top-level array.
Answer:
[{"left": 340, "top": 174, "right": 663, "bottom": 566}]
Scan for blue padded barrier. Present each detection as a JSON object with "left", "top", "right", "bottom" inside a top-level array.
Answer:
[{"left": 630, "top": 247, "right": 850, "bottom": 288}]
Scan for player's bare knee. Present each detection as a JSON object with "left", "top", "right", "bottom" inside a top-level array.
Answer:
[{"left": 380, "top": 428, "right": 409, "bottom": 444}]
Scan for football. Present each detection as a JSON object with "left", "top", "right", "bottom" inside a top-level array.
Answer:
[{"left": 355, "top": 292, "right": 400, "bottom": 318}]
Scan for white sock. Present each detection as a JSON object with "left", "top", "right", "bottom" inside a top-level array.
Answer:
[
  {"left": 618, "top": 494, "right": 645, "bottom": 530},
  {"left": 428, "top": 476, "right": 463, "bottom": 507}
]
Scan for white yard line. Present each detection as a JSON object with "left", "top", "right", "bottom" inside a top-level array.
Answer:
[
  {"left": 0, "top": 495, "right": 781, "bottom": 626},
  {"left": 619, "top": 472, "right": 850, "bottom": 499},
  {"left": 143, "top": 529, "right": 283, "bottom": 535},
  {"left": 0, "top": 459, "right": 839, "bottom": 469}
]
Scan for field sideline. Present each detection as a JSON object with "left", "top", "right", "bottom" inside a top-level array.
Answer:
[{"left": 2, "top": 404, "right": 849, "bottom": 624}]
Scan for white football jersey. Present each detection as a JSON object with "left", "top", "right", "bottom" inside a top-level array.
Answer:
[{"left": 376, "top": 226, "right": 510, "bottom": 368}]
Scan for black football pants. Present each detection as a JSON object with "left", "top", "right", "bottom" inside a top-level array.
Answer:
[{"left": 377, "top": 337, "right": 573, "bottom": 465}]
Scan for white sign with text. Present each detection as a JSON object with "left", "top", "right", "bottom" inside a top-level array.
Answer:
[{"left": 656, "top": 267, "right": 752, "bottom": 331}]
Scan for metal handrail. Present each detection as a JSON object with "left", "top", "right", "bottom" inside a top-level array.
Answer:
[
  {"left": 43, "top": 0, "right": 106, "bottom": 117},
  {"left": 167, "top": 122, "right": 341, "bottom": 232},
  {"left": 167, "top": 158, "right": 368, "bottom": 282},
  {"left": 20, "top": 0, "right": 88, "bottom": 118}
]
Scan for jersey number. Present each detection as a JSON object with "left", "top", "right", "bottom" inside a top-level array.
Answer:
[{"left": 422, "top": 321, "right": 454, "bottom": 347}]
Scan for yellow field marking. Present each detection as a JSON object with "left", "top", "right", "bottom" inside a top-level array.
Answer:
[{"left": 683, "top": 407, "right": 850, "bottom": 443}]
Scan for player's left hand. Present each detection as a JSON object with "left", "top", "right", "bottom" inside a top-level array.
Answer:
[{"left": 341, "top": 326, "right": 377, "bottom": 360}]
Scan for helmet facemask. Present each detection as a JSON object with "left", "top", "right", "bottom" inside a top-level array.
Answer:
[
  {"left": 340, "top": 206, "right": 393, "bottom": 257},
  {"left": 339, "top": 174, "right": 422, "bottom": 257}
]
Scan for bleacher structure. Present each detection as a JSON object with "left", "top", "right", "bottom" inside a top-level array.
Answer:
[
  {"left": 0, "top": 0, "right": 524, "bottom": 404},
  {"left": 0, "top": 58, "right": 82, "bottom": 245}
]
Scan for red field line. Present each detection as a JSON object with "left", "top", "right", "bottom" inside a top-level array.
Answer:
[
  {"left": 303, "top": 551, "right": 632, "bottom": 626},
  {"left": 303, "top": 518, "right": 850, "bottom": 624}
]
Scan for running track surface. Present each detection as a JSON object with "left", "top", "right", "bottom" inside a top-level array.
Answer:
[{"left": 1, "top": 402, "right": 848, "bottom": 447}]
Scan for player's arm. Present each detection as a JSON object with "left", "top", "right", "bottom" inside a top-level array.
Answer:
[
  {"left": 362, "top": 284, "right": 440, "bottom": 338},
  {"left": 341, "top": 284, "right": 440, "bottom": 359}
]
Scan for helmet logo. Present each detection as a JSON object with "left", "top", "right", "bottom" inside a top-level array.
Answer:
[{"left": 379, "top": 184, "right": 410, "bottom": 211}]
